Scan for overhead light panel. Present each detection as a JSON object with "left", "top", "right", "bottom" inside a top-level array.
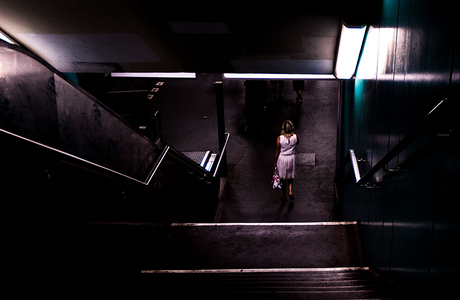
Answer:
[
  {"left": 334, "top": 24, "right": 367, "bottom": 79},
  {"left": 111, "top": 72, "right": 196, "bottom": 79},
  {"left": 223, "top": 73, "right": 336, "bottom": 80}
]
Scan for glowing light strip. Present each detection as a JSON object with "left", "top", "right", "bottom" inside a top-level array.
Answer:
[
  {"left": 223, "top": 73, "right": 336, "bottom": 80},
  {"left": 334, "top": 24, "right": 367, "bottom": 79},
  {"left": 111, "top": 72, "right": 196, "bottom": 78}
]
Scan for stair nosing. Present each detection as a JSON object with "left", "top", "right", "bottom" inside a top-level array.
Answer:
[{"left": 142, "top": 267, "right": 370, "bottom": 274}]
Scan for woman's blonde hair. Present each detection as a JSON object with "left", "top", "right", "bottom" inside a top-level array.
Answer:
[{"left": 281, "top": 120, "right": 294, "bottom": 138}]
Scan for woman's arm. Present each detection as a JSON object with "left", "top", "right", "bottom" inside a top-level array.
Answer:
[{"left": 274, "top": 136, "right": 281, "bottom": 167}]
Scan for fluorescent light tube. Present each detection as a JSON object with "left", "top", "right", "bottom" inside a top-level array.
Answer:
[
  {"left": 111, "top": 72, "right": 196, "bottom": 78},
  {"left": 223, "top": 73, "right": 336, "bottom": 80},
  {"left": 334, "top": 24, "right": 367, "bottom": 79}
]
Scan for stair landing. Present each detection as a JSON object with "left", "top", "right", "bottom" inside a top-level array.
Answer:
[
  {"left": 55, "top": 222, "right": 411, "bottom": 298},
  {"left": 147, "top": 222, "right": 366, "bottom": 270}
]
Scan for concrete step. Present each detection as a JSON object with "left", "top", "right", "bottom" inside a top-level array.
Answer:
[
  {"left": 58, "top": 269, "right": 406, "bottom": 299},
  {"left": 138, "top": 269, "right": 404, "bottom": 299},
  {"left": 50, "top": 220, "right": 410, "bottom": 299},
  {"left": 149, "top": 222, "right": 367, "bottom": 270},
  {"left": 55, "top": 222, "right": 366, "bottom": 270}
]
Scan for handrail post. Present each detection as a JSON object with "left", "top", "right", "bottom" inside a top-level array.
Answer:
[
  {"left": 213, "top": 133, "right": 230, "bottom": 178},
  {"left": 346, "top": 98, "right": 449, "bottom": 187},
  {"left": 145, "top": 146, "right": 170, "bottom": 185},
  {"left": 214, "top": 81, "right": 227, "bottom": 177},
  {"left": 153, "top": 110, "right": 162, "bottom": 140},
  {"left": 349, "top": 149, "right": 361, "bottom": 183}
]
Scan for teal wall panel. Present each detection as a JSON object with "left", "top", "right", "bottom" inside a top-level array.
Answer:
[{"left": 338, "top": 0, "right": 459, "bottom": 297}]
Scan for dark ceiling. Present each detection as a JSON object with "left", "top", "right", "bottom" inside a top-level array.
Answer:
[{"left": 0, "top": 0, "right": 380, "bottom": 74}]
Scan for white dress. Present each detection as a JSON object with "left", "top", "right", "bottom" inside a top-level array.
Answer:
[{"left": 276, "top": 134, "right": 298, "bottom": 179}]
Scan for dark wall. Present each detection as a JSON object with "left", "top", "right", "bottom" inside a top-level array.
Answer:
[
  {"left": 338, "top": 0, "right": 459, "bottom": 296},
  {"left": 1, "top": 42, "right": 221, "bottom": 295},
  {"left": 0, "top": 43, "right": 154, "bottom": 181}
]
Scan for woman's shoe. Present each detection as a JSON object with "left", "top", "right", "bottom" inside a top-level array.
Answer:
[
  {"left": 289, "top": 194, "right": 295, "bottom": 201},
  {"left": 281, "top": 196, "right": 287, "bottom": 202}
]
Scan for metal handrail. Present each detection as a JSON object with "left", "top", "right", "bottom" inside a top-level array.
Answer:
[
  {"left": 349, "top": 149, "right": 361, "bottom": 184},
  {"left": 213, "top": 132, "right": 230, "bottom": 177},
  {"left": 0, "top": 127, "right": 152, "bottom": 185},
  {"left": 165, "top": 132, "right": 230, "bottom": 179},
  {"left": 145, "top": 145, "right": 170, "bottom": 185},
  {"left": 167, "top": 146, "right": 213, "bottom": 177},
  {"left": 0, "top": 43, "right": 229, "bottom": 186},
  {"left": 348, "top": 98, "right": 450, "bottom": 186},
  {"left": 2, "top": 127, "right": 230, "bottom": 187}
]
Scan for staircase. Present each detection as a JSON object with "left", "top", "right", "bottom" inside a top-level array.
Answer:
[
  {"left": 1, "top": 43, "right": 410, "bottom": 299},
  {"left": 139, "top": 268, "right": 405, "bottom": 299},
  {"left": 50, "top": 222, "right": 411, "bottom": 299},
  {"left": 61, "top": 269, "right": 409, "bottom": 299}
]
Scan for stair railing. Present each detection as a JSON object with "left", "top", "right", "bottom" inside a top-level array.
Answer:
[
  {"left": 212, "top": 131, "right": 230, "bottom": 178},
  {"left": 0, "top": 127, "right": 157, "bottom": 185},
  {"left": 164, "top": 132, "right": 230, "bottom": 180},
  {"left": 346, "top": 98, "right": 452, "bottom": 187},
  {"left": 0, "top": 42, "right": 230, "bottom": 187},
  {"left": 1, "top": 126, "right": 230, "bottom": 186}
]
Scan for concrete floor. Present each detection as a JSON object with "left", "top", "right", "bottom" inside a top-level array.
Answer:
[
  {"left": 150, "top": 223, "right": 366, "bottom": 270},
  {"left": 154, "top": 74, "right": 340, "bottom": 223},
  {"left": 63, "top": 222, "right": 366, "bottom": 271}
]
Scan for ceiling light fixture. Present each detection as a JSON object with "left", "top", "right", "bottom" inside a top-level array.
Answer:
[
  {"left": 223, "top": 73, "right": 336, "bottom": 80},
  {"left": 111, "top": 72, "right": 196, "bottom": 79},
  {"left": 334, "top": 23, "right": 367, "bottom": 79}
]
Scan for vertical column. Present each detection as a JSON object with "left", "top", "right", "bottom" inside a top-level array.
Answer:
[
  {"left": 214, "top": 81, "right": 227, "bottom": 177},
  {"left": 244, "top": 80, "right": 266, "bottom": 133},
  {"left": 152, "top": 110, "right": 162, "bottom": 140}
]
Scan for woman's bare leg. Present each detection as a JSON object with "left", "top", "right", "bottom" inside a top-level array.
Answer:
[
  {"left": 288, "top": 179, "right": 294, "bottom": 199},
  {"left": 281, "top": 179, "right": 287, "bottom": 201}
]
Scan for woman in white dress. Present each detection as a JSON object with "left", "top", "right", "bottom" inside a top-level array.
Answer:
[{"left": 274, "top": 120, "right": 299, "bottom": 201}]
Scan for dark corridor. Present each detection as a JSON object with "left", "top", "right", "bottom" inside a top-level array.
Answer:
[
  {"left": 1, "top": 0, "right": 459, "bottom": 298},
  {"left": 150, "top": 74, "right": 340, "bottom": 223}
]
